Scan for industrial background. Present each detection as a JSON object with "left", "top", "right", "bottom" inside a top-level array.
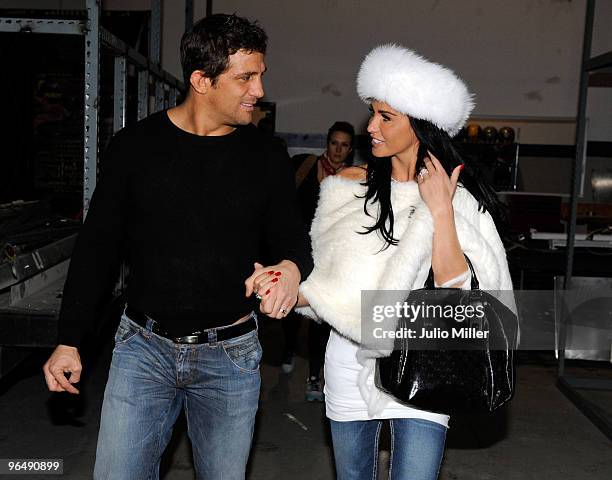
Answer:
[{"left": 0, "top": 1, "right": 611, "bottom": 479}]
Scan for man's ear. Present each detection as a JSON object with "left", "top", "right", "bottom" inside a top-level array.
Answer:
[{"left": 189, "top": 70, "right": 212, "bottom": 95}]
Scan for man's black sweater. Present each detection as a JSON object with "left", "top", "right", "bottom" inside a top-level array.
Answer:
[{"left": 59, "top": 111, "right": 312, "bottom": 348}]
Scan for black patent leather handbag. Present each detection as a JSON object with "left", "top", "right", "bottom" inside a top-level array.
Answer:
[{"left": 374, "top": 256, "right": 517, "bottom": 414}]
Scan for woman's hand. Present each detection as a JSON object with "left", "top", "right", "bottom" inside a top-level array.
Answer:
[
  {"left": 244, "top": 261, "right": 300, "bottom": 319},
  {"left": 416, "top": 153, "right": 468, "bottom": 285},
  {"left": 416, "top": 153, "right": 462, "bottom": 218}
]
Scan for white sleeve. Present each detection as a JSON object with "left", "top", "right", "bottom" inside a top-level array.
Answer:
[{"left": 434, "top": 269, "right": 471, "bottom": 289}]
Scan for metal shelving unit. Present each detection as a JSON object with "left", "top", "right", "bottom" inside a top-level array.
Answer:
[
  {"left": 557, "top": 0, "right": 612, "bottom": 441},
  {"left": 0, "top": 1, "right": 188, "bottom": 371},
  {"left": 0, "top": 0, "right": 185, "bottom": 215}
]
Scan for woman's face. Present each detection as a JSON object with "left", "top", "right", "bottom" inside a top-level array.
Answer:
[
  {"left": 326, "top": 131, "right": 353, "bottom": 164},
  {"left": 367, "top": 101, "right": 418, "bottom": 158}
]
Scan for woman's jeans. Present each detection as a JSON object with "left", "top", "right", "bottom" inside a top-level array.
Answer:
[
  {"left": 93, "top": 312, "right": 262, "bottom": 480},
  {"left": 330, "top": 418, "right": 447, "bottom": 480}
]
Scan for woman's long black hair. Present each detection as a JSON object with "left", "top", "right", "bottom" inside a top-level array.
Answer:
[{"left": 360, "top": 117, "right": 506, "bottom": 249}]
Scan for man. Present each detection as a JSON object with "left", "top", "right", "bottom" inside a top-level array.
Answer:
[{"left": 42, "top": 14, "right": 311, "bottom": 480}]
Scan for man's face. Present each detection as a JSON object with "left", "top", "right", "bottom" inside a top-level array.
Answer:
[{"left": 204, "top": 49, "right": 266, "bottom": 128}]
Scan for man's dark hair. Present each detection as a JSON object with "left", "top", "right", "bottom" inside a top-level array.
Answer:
[{"left": 180, "top": 13, "right": 267, "bottom": 87}]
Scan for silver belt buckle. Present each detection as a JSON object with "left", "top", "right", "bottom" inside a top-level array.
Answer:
[{"left": 175, "top": 335, "right": 200, "bottom": 344}]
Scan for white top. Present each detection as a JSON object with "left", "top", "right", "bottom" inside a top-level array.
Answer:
[{"left": 324, "top": 329, "right": 450, "bottom": 427}]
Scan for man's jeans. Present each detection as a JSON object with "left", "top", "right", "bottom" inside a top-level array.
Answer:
[
  {"left": 93, "top": 311, "right": 262, "bottom": 480},
  {"left": 330, "top": 418, "right": 447, "bottom": 480}
]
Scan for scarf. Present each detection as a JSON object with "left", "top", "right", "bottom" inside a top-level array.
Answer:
[{"left": 319, "top": 151, "right": 345, "bottom": 179}]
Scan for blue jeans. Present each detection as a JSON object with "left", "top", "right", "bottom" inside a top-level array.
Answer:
[
  {"left": 330, "top": 418, "right": 447, "bottom": 480},
  {"left": 93, "top": 311, "right": 262, "bottom": 480}
]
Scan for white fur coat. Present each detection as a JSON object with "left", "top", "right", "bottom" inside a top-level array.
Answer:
[{"left": 298, "top": 175, "right": 513, "bottom": 344}]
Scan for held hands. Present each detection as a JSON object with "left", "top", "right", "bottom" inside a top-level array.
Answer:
[
  {"left": 416, "top": 153, "right": 463, "bottom": 218},
  {"left": 244, "top": 260, "right": 300, "bottom": 319},
  {"left": 43, "top": 345, "right": 82, "bottom": 394}
]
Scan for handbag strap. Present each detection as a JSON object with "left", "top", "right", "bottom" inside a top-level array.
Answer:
[{"left": 424, "top": 254, "right": 479, "bottom": 290}]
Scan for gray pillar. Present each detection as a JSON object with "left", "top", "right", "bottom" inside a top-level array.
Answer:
[
  {"left": 83, "top": 0, "right": 100, "bottom": 217},
  {"left": 113, "top": 56, "right": 127, "bottom": 133},
  {"left": 137, "top": 70, "right": 149, "bottom": 120}
]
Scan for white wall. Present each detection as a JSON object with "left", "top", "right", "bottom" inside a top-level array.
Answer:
[
  {"left": 3, "top": 0, "right": 611, "bottom": 141},
  {"left": 208, "top": 0, "right": 611, "bottom": 140},
  {"left": 161, "top": 0, "right": 185, "bottom": 82}
]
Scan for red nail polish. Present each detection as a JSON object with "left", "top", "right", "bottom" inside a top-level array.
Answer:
[
  {"left": 460, "top": 164, "right": 465, "bottom": 171},
  {"left": 271, "top": 278, "right": 278, "bottom": 283},
  {"left": 274, "top": 272, "right": 282, "bottom": 277},
  {"left": 267, "top": 271, "right": 274, "bottom": 275},
  {"left": 265, "top": 289, "right": 271, "bottom": 295}
]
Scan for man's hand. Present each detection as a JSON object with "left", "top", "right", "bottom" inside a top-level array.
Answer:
[
  {"left": 245, "top": 260, "right": 300, "bottom": 319},
  {"left": 43, "top": 345, "right": 82, "bottom": 394}
]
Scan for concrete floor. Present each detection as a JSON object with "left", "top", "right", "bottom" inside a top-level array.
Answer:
[{"left": 0, "top": 318, "right": 611, "bottom": 480}]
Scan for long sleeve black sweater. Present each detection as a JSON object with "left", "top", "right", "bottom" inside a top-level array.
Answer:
[{"left": 58, "top": 111, "right": 312, "bottom": 348}]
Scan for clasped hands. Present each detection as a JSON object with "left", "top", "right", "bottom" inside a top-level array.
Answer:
[{"left": 244, "top": 259, "right": 300, "bottom": 319}]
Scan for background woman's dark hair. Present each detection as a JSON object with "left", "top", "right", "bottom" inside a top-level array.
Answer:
[
  {"left": 180, "top": 13, "right": 267, "bottom": 86},
  {"left": 360, "top": 117, "right": 506, "bottom": 248},
  {"left": 327, "top": 121, "right": 356, "bottom": 166}
]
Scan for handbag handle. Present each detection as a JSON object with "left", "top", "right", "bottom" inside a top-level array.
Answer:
[{"left": 424, "top": 254, "right": 479, "bottom": 290}]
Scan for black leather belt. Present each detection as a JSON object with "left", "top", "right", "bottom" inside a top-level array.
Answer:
[{"left": 125, "top": 306, "right": 256, "bottom": 344}]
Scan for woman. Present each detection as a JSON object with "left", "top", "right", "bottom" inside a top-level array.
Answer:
[
  {"left": 300, "top": 45, "right": 512, "bottom": 479},
  {"left": 252, "top": 45, "right": 512, "bottom": 478},
  {"left": 281, "top": 121, "right": 356, "bottom": 402}
]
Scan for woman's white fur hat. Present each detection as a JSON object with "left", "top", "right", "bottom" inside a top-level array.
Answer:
[{"left": 357, "top": 44, "right": 474, "bottom": 136}]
